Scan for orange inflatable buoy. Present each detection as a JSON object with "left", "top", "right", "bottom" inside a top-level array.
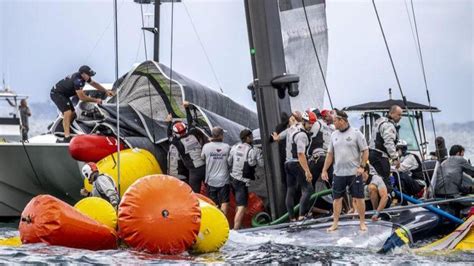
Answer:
[
  {"left": 226, "top": 192, "right": 265, "bottom": 229},
  {"left": 118, "top": 175, "right": 201, "bottom": 254},
  {"left": 19, "top": 195, "right": 117, "bottom": 250},
  {"left": 69, "top": 134, "right": 125, "bottom": 162},
  {"left": 195, "top": 193, "right": 217, "bottom": 207}
]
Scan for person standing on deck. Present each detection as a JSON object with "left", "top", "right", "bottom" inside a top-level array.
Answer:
[
  {"left": 166, "top": 101, "right": 207, "bottom": 193},
  {"left": 201, "top": 127, "right": 231, "bottom": 215},
  {"left": 322, "top": 109, "right": 369, "bottom": 231},
  {"left": 228, "top": 129, "right": 264, "bottom": 229},
  {"left": 284, "top": 110, "right": 316, "bottom": 221},
  {"left": 19, "top": 99, "right": 31, "bottom": 142},
  {"left": 50, "top": 66, "right": 114, "bottom": 142},
  {"left": 368, "top": 105, "right": 403, "bottom": 192},
  {"left": 80, "top": 162, "right": 119, "bottom": 210}
]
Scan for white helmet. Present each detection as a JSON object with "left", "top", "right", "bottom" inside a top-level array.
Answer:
[
  {"left": 396, "top": 139, "right": 408, "bottom": 148},
  {"left": 82, "top": 162, "right": 98, "bottom": 180}
]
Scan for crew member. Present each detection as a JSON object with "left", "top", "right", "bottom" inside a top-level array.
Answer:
[
  {"left": 228, "top": 129, "right": 264, "bottom": 229},
  {"left": 361, "top": 164, "right": 390, "bottom": 221},
  {"left": 369, "top": 105, "right": 403, "bottom": 191},
  {"left": 201, "top": 127, "right": 231, "bottom": 215},
  {"left": 80, "top": 162, "right": 119, "bottom": 210},
  {"left": 166, "top": 101, "right": 206, "bottom": 193},
  {"left": 285, "top": 110, "right": 316, "bottom": 221},
  {"left": 322, "top": 109, "right": 369, "bottom": 231},
  {"left": 19, "top": 99, "right": 31, "bottom": 142},
  {"left": 435, "top": 145, "right": 474, "bottom": 198},
  {"left": 50, "top": 66, "right": 113, "bottom": 142},
  {"left": 396, "top": 140, "right": 425, "bottom": 197}
]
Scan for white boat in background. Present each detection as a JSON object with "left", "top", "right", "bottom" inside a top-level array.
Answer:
[{"left": 0, "top": 89, "right": 27, "bottom": 143}]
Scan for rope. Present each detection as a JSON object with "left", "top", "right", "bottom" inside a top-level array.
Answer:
[
  {"left": 182, "top": 2, "right": 224, "bottom": 93},
  {"left": 301, "top": 0, "right": 334, "bottom": 109},
  {"left": 371, "top": 0, "right": 430, "bottom": 187},
  {"left": 113, "top": 0, "right": 121, "bottom": 196}
]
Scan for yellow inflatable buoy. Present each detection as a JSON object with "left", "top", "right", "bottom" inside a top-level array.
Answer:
[
  {"left": 84, "top": 148, "right": 162, "bottom": 196},
  {"left": 192, "top": 199, "right": 230, "bottom": 253},
  {"left": 74, "top": 197, "right": 118, "bottom": 229},
  {"left": 0, "top": 236, "right": 21, "bottom": 247}
]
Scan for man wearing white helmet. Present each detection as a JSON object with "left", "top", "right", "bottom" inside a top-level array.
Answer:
[
  {"left": 80, "top": 162, "right": 119, "bottom": 210},
  {"left": 395, "top": 140, "right": 425, "bottom": 197}
]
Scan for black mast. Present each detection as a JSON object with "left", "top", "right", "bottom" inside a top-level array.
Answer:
[
  {"left": 153, "top": 0, "right": 161, "bottom": 61},
  {"left": 244, "top": 0, "right": 295, "bottom": 219}
]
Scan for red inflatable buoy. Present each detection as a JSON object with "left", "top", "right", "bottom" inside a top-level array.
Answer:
[
  {"left": 19, "top": 195, "right": 117, "bottom": 250},
  {"left": 118, "top": 175, "right": 201, "bottom": 254},
  {"left": 69, "top": 134, "right": 125, "bottom": 162}
]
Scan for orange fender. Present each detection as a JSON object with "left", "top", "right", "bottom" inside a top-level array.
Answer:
[
  {"left": 118, "top": 175, "right": 201, "bottom": 254},
  {"left": 69, "top": 134, "right": 125, "bottom": 162},
  {"left": 19, "top": 195, "right": 117, "bottom": 250}
]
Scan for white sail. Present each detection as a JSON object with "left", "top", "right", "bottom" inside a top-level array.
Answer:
[{"left": 279, "top": 0, "right": 328, "bottom": 111}]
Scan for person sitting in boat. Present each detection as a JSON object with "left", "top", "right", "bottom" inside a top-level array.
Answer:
[
  {"left": 284, "top": 110, "right": 316, "bottom": 222},
  {"left": 228, "top": 129, "right": 264, "bottom": 229},
  {"left": 80, "top": 162, "right": 119, "bottom": 210},
  {"left": 361, "top": 164, "right": 390, "bottom": 221},
  {"left": 19, "top": 99, "right": 31, "bottom": 142},
  {"left": 201, "top": 127, "right": 231, "bottom": 215},
  {"left": 395, "top": 140, "right": 425, "bottom": 198},
  {"left": 368, "top": 105, "right": 403, "bottom": 193},
  {"left": 50, "top": 65, "right": 114, "bottom": 143},
  {"left": 322, "top": 109, "right": 369, "bottom": 231},
  {"left": 166, "top": 101, "right": 207, "bottom": 193},
  {"left": 434, "top": 145, "right": 474, "bottom": 198}
]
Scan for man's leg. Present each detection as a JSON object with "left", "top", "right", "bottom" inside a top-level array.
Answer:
[
  {"left": 62, "top": 110, "right": 74, "bottom": 138},
  {"left": 368, "top": 184, "right": 380, "bottom": 210},
  {"left": 232, "top": 179, "right": 248, "bottom": 229},
  {"left": 328, "top": 198, "right": 342, "bottom": 231},
  {"left": 351, "top": 175, "right": 367, "bottom": 231},
  {"left": 355, "top": 198, "right": 367, "bottom": 231},
  {"left": 234, "top": 206, "right": 246, "bottom": 230},
  {"left": 219, "top": 184, "right": 230, "bottom": 216}
]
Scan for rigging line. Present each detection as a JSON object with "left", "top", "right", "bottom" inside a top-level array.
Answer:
[
  {"left": 86, "top": 0, "right": 126, "bottom": 62},
  {"left": 410, "top": 0, "right": 438, "bottom": 140},
  {"left": 410, "top": 0, "right": 445, "bottom": 195},
  {"left": 135, "top": 29, "right": 144, "bottom": 62},
  {"left": 182, "top": 2, "right": 224, "bottom": 93},
  {"left": 113, "top": 0, "right": 121, "bottom": 196},
  {"left": 371, "top": 0, "right": 426, "bottom": 163},
  {"left": 301, "top": 0, "right": 334, "bottom": 109},
  {"left": 140, "top": 3, "right": 149, "bottom": 60},
  {"left": 403, "top": 0, "right": 421, "bottom": 63},
  {"left": 169, "top": 0, "right": 175, "bottom": 113}
]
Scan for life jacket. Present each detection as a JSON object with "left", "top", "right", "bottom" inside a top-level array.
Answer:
[
  {"left": 307, "top": 120, "right": 324, "bottom": 156},
  {"left": 374, "top": 119, "right": 399, "bottom": 156},
  {"left": 406, "top": 152, "right": 424, "bottom": 180},
  {"left": 291, "top": 129, "right": 311, "bottom": 160},
  {"left": 172, "top": 132, "right": 205, "bottom": 170}
]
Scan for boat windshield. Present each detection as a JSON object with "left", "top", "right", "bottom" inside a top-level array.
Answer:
[{"left": 398, "top": 115, "right": 420, "bottom": 152}]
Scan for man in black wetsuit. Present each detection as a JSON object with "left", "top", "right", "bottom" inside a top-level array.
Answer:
[{"left": 50, "top": 65, "right": 114, "bottom": 142}]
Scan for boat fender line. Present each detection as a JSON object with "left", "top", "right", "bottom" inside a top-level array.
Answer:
[
  {"left": 394, "top": 190, "right": 464, "bottom": 225},
  {"left": 251, "top": 189, "right": 333, "bottom": 227}
]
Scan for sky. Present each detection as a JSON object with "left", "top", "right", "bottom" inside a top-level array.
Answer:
[{"left": 0, "top": 0, "right": 472, "bottom": 123}]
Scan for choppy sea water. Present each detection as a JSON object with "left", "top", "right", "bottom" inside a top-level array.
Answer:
[{"left": 1, "top": 221, "right": 473, "bottom": 265}]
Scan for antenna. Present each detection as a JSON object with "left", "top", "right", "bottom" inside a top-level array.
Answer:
[{"left": 389, "top": 88, "right": 392, "bottom": 99}]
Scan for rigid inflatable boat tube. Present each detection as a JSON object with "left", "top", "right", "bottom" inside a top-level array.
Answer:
[
  {"left": 252, "top": 189, "right": 332, "bottom": 227},
  {"left": 394, "top": 190, "right": 464, "bottom": 225}
]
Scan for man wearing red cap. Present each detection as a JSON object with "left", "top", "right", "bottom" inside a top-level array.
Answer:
[{"left": 284, "top": 110, "right": 316, "bottom": 221}]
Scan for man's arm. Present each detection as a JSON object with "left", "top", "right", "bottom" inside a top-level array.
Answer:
[
  {"left": 461, "top": 159, "right": 474, "bottom": 177},
  {"left": 357, "top": 149, "right": 369, "bottom": 176},
  {"left": 398, "top": 154, "right": 418, "bottom": 172},
  {"left": 90, "top": 80, "right": 114, "bottom": 96},
  {"left": 376, "top": 187, "right": 389, "bottom": 212},
  {"left": 298, "top": 152, "right": 312, "bottom": 182},
  {"left": 76, "top": 90, "right": 102, "bottom": 104},
  {"left": 321, "top": 151, "right": 334, "bottom": 181},
  {"left": 381, "top": 123, "right": 398, "bottom": 160}
]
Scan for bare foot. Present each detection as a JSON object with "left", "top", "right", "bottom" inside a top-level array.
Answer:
[
  {"left": 360, "top": 223, "right": 368, "bottom": 231},
  {"left": 327, "top": 224, "right": 338, "bottom": 232}
]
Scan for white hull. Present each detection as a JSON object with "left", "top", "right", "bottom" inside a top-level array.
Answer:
[{"left": 0, "top": 142, "right": 83, "bottom": 217}]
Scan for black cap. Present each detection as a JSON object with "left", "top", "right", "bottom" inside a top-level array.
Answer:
[
  {"left": 79, "top": 65, "right": 96, "bottom": 77},
  {"left": 240, "top": 129, "right": 253, "bottom": 141}
]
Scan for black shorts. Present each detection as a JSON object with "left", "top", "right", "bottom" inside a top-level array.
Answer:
[
  {"left": 231, "top": 178, "right": 248, "bottom": 207},
  {"left": 50, "top": 90, "right": 74, "bottom": 113},
  {"left": 332, "top": 175, "right": 364, "bottom": 199},
  {"left": 207, "top": 184, "right": 230, "bottom": 206}
]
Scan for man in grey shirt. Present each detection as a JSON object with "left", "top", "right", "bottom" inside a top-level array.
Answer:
[
  {"left": 322, "top": 109, "right": 369, "bottom": 231},
  {"left": 201, "top": 127, "right": 231, "bottom": 215},
  {"left": 435, "top": 145, "right": 474, "bottom": 197}
]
